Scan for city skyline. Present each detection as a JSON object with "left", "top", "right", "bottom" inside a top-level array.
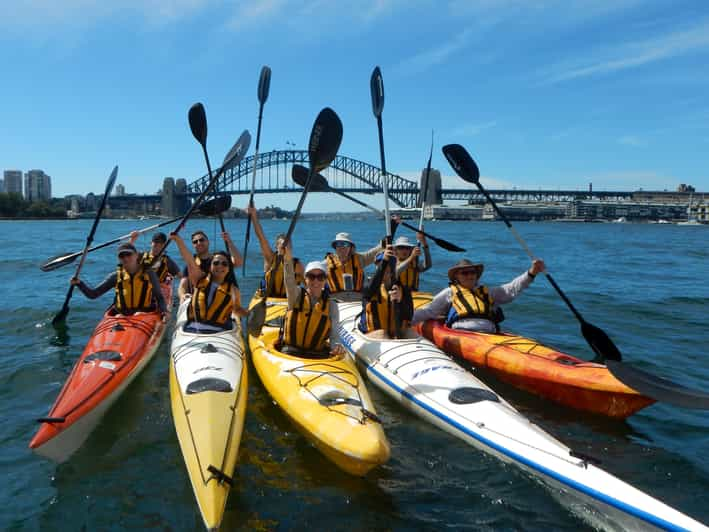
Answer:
[{"left": 1, "top": 1, "right": 708, "bottom": 213}]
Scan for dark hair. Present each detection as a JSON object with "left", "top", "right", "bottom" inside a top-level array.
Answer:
[
  {"left": 191, "top": 230, "right": 208, "bottom": 241},
  {"left": 211, "top": 251, "right": 236, "bottom": 284},
  {"left": 152, "top": 232, "right": 167, "bottom": 244}
]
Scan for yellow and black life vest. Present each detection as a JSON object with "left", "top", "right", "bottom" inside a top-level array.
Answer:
[
  {"left": 264, "top": 255, "right": 303, "bottom": 297},
  {"left": 325, "top": 252, "right": 364, "bottom": 292},
  {"left": 281, "top": 287, "right": 331, "bottom": 352},
  {"left": 194, "top": 254, "right": 211, "bottom": 274},
  {"left": 141, "top": 252, "right": 169, "bottom": 282},
  {"left": 445, "top": 284, "right": 495, "bottom": 326},
  {"left": 114, "top": 264, "right": 155, "bottom": 314},
  {"left": 187, "top": 275, "right": 234, "bottom": 328},
  {"left": 361, "top": 283, "right": 411, "bottom": 337},
  {"left": 398, "top": 259, "right": 420, "bottom": 291}
]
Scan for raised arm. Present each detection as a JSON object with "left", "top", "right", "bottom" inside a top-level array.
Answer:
[
  {"left": 417, "top": 232, "right": 432, "bottom": 272},
  {"left": 246, "top": 205, "right": 275, "bottom": 267},
  {"left": 282, "top": 242, "right": 299, "bottom": 308},
  {"left": 170, "top": 233, "right": 203, "bottom": 287},
  {"left": 222, "top": 232, "right": 244, "bottom": 268}
]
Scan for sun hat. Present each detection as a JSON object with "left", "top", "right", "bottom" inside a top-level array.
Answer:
[
  {"left": 447, "top": 259, "right": 484, "bottom": 281},
  {"left": 393, "top": 236, "right": 414, "bottom": 248},
  {"left": 305, "top": 260, "right": 327, "bottom": 275},
  {"left": 331, "top": 232, "right": 355, "bottom": 248}
]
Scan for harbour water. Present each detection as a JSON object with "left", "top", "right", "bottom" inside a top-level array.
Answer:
[{"left": 2, "top": 218, "right": 708, "bottom": 530}]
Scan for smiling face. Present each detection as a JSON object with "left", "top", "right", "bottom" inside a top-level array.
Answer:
[
  {"left": 191, "top": 232, "right": 210, "bottom": 257},
  {"left": 305, "top": 268, "right": 326, "bottom": 297},
  {"left": 395, "top": 245, "right": 412, "bottom": 260},
  {"left": 454, "top": 266, "right": 482, "bottom": 290},
  {"left": 209, "top": 253, "right": 230, "bottom": 282},
  {"left": 334, "top": 241, "right": 352, "bottom": 261}
]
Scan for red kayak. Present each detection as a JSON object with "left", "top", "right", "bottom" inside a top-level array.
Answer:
[
  {"left": 417, "top": 320, "right": 655, "bottom": 418},
  {"left": 30, "top": 282, "right": 173, "bottom": 462}
]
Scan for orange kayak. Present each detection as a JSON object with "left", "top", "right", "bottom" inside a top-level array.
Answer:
[
  {"left": 30, "top": 282, "right": 173, "bottom": 462},
  {"left": 417, "top": 320, "right": 655, "bottom": 418}
]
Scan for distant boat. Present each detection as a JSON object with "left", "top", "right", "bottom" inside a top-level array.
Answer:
[
  {"left": 677, "top": 193, "right": 704, "bottom": 225},
  {"left": 612, "top": 216, "right": 627, "bottom": 223}
]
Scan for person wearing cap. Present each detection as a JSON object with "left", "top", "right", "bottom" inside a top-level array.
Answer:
[
  {"left": 411, "top": 258, "right": 546, "bottom": 333},
  {"left": 392, "top": 233, "right": 432, "bottom": 291},
  {"left": 70, "top": 243, "right": 167, "bottom": 319},
  {"left": 129, "top": 231, "right": 181, "bottom": 283},
  {"left": 245, "top": 204, "right": 304, "bottom": 297},
  {"left": 177, "top": 229, "right": 243, "bottom": 302},
  {"left": 278, "top": 241, "right": 345, "bottom": 357},
  {"left": 170, "top": 233, "right": 247, "bottom": 332},
  {"left": 358, "top": 245, "right": 414, "bottom": 339},
  {"left": 324, "top": 232, "right": 382, "bottom": 293}
]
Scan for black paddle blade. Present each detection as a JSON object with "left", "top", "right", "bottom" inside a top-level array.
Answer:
[
  {"left": 247, "top": 300, "right": 266, "bottom": 336},
  {"left": 222, "top": 130, "right": 251, "bottom": 170},
  {"left": 52, "top": 306, "right": 69, "bottom": 326},
  {"left": 581, "top": 320, "right": 622, "bottom": 362},
  {"left": 292, "top": 164, "right": 329, "bottom": 191},
  {"left": 442, "top": 144, "right": 480, "bottom": 184},
  {"left": 430, "top": 236, "right": 465, "bottom": 252},
  {"left": 41, "top": 253, "right": 78, "bottom": 272},
  {"left": 188, "top": 103, "right": 208, "bottom": 147},
  {"left": 308, "top": 108, "right": 343, "bottom": 172},
  {"left": 199, "top": 195, "right": 231, "bottom": 216},
  {"left": 258, "top": 66, "right": 272, "bottom": 104},
  {"left": 370, "top": 66, "right": 384, "bottom": 118},
  {"left": 606, "top": 360, "right": 709, "bottom": 409}
]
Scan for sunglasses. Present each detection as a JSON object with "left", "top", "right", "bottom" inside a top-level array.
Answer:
[
  {"left": 211, "top": 260, "right": 230, "bottom": 267},
  {"left": 334, "top": 241, "right": 351, "bottom": 248},
  {"left": 306, "top": 273, "right": 326, "bottom": 281},
  {"left": 192, "top": 238, "right": 207, "bottom": 244},
  {"left": 459, "top": 268, "right": 481, "bottom": 277}
]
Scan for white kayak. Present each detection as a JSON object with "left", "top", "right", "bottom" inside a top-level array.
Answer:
[
  {"left": 335, "top": 297, "right": 707, "bottom": 532},
  {"left": 169, "top": 298, "right": 248, "bottom": 531}
]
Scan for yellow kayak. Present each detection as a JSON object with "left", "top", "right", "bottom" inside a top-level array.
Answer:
[
  {"left": 170, "top": 299, "right": 248, "bottom": 531},
  {"left": 248, "top": 294, "right": 389, "bottom": 476}
]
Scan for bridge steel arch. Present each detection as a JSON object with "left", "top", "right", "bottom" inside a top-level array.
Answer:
[{"left": 186, "top": 149, "right": 421, "bottom": 208}]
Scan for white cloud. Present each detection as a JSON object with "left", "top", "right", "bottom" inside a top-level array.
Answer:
[
  {"left": 541, "top": 20, "right": 709, "bottom": 84},
  {"left": 394, "top": 28, "right": 474, "bottom": 76},
  {"left": 451, "top": 121, "right": 498, "bottom": 137},
  {"left": 618, "top": 135, "right": 646, "bottom": 147}
]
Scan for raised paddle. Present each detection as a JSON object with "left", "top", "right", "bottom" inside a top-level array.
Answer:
[
  {"left": 52, "top": 166, "right": 118, "bottom": 326},
  {"left": 418, "top": 130, "right": 434, "bottom": 233},
  {"left": 291, "top": 165, "right": 464, "bottom": 252},
  {"left": 151, "top": 105, "right": 251, "bottom": 265},
  {"left": 247, "top": 107, "right": 343, "bottom": 336},
  {"left": 242, "top": 66, "right": 272, "bottom": 276},
  {"left": 442, "top": 143, "right": 709, "bottom": 409},
  {"left": 40, "top": 196, "right": 232, "bottom": 272}
]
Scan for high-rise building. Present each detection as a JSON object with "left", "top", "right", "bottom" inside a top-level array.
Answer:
[
  {"left": 4, "top": 170, "right": 23, "bottom": 196},
  {"left": 115, "top": 183, "right": 126, "bottom": 196},
  {"left": 0, "top": 179, "right": 4, "bottom": 193},
  {"left": 24, "top": 169, "right": 52, "bottom": 202}
]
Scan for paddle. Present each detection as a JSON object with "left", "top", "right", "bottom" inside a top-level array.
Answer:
[
  {"left": 291, "top": 165, "right": 464, "bottom": 252},
  {"left": 242, "top": 66, "right": 272, "bottom": 276},
  {"left": 40, "top": 196, "right": 231, "bottom": 272},
  {"left": 52, "top": 166, "right": 118, "bottom": 326},
  {"left": 442, "top": 143, "right": 709, "bottom": 409},
  {"left": 418, "top": 131, "right": 434, "bottom": 233},
  {"left": 247, "top": 107, "right": 343, "bottom": 336},
  {"left": 151, "top": 104, "right": 251, "bottom": 265}
]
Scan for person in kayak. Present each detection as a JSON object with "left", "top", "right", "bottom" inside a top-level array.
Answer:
[
  {"left": 177, "top": 230, "right": 243, "bottom": 301},
  {"left": 129, "top": 231, "right": 181, "bottom": 282},
  {"left": 245, "top": 205, "right": 305, "bottom": 297},
  {"left": 171, "top": 233, "right": 247, "bottom": 333},
  {"left": 323, "top": 232, "right": 382, "bottom": 293},
  {"left": 392, "top": 234, "right": 431, "bottom": 291},
  {"left": 411, "top": 258, "right": 546, "bottom": 333},
  {"left": 359, "top": 246, "right": 414, "bottom": 339},
  {"left": 279, "top": 241, "right": 345, "bottom": 357},
  {"left": 70, "top": 243, "right": 168, "bottom": 320}
]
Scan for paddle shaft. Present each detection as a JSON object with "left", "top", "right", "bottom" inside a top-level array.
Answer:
[
  {"left": 242, "top": 99, "right": 265, "bottom": 275},
  {"left": 284, "top": 166, "right": 315, "bottom": 245},
  {"left": 376, "top": 117, "right": 392, "bottom": 241}
]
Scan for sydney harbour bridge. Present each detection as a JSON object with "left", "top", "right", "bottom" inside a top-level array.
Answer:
[{"left": 106, "top": 149, "right": 662, "bottom": 216}]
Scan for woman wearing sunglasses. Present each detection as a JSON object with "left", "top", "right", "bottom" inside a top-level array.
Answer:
[
  {"left": 279, "top": 242, "right": 345, "bottom": 357},
  {"left": 70, "top": 242, "right": 168, "bottom": 320},
  {"left": 323, "top": 232, "right": 383, "bottom": 293},
  {"left": 411, "top": 258, "right": 545, "bottom": 333},
  {"left": 171, "top": 233, "right": 247, "bottom": 332}
]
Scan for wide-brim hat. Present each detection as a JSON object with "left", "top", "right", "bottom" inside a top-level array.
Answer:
[
  {"left": 305, "top": 260, "right": 327, "bottom": 275},
  {"left": 448, "top": 259, "right": 484, "bottom": 281},
  {"left": 393, "top": 236, "right": 414, "bottom": 248},
  {"left": 331, "top": 232, "right": 355, "bottom": 248}
]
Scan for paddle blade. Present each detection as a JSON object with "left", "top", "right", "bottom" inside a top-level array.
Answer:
[
  {"left": 370, "top": 66, "right": 384, "bottom": 118},
  {"left": 581, "top": 320, "right": 622, "bottom": 362},
  {"left": 430, "top": 236, "right": 465, "bottom": 252},
  {"left": 292, "top": 164, "right": 329, "bottom": 192},
  {"left": 606, "top": 360, "right": 709, "bottom": 409},
  {"left": 442, "top": 144, "right": 480, "bottom": 184},
  {"left": 258, "top": 66, "right": 272, "bottom": 104},
  {"left": 221, "top": 130, "right": 251, "bottom": 170},
  {"left": 247, "top": 299, "right": 266, "bottom": 336},
  {"left": 41, "top": 253, "right": 79, "bottom": 272},
  {"left": 188, "top": 102, "right": 208, "bottom": 147},
  {"left": 308, "top": 108, "right": 343, "bottom": 172},
  {"left": 52, "top": 305, "right": 69, "bottom": 326},
  {"left": 199, "top": 195, "right": 231, "bottom": 216}
]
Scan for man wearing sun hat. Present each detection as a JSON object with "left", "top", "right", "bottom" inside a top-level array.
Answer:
[
  {"left": 392, "top": 233, "right": 432, "bottom": 291},
  {"left": 411, "top": 257, "right": 545, "bottom": 333},
  {"left": 323, "top": 231, "right": 383, "bottom": 293}
]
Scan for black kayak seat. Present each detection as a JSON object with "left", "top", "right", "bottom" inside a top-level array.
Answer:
[
  {"left": 84, "top": 351, "right": 122, "bottom": 363},
  {"left": 449, "top": 387, "right": 500, "bottom": 405},
  {"left": 186, "top": 378, "right": 233, "bottom": 394}
]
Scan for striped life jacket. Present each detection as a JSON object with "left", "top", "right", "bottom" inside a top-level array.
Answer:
[
  {"left": 397, "top": 258, "right": 420, "bottom": 291},
  {"left": 281, "top": 287, "right": 331, "bottom": 352},
  {"left": 264, "top": 254, "right": 303, "bottom": 297},
  {"left": 114, "top": 264, "right": 155, "bottom": 314},
  {"left": 445, "top": 284, "right": 495, "bottom": 326},
  {"left": 141, "top": 252, "right": 170, "bottom": 282},
  {"left": 325, "top": 252, "right": 364, "bottom": 292},
  {"left": 188, "top": 275, "right": 234, "bottom": 328},
  {"left": 360, "top": 283, "right": 411, "bottom": 337}
]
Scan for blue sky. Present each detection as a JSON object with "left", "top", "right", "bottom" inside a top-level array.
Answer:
[{"left": 1, "top": 0, "right": 708, "bottom": 212}]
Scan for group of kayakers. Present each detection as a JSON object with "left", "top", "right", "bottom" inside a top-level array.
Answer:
[{"left": 69, "top": 201, "right": 546, "bottom": 354}]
